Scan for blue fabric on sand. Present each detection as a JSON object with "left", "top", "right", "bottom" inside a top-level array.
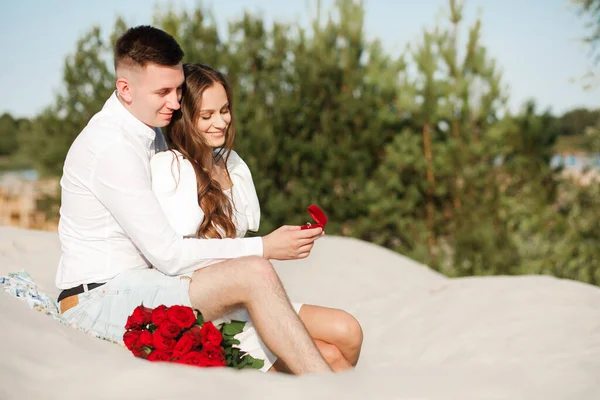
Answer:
[{"left": 0, "top": 270, "right": 121, "bottom": 344}]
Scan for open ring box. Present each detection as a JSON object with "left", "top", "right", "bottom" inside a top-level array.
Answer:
[{"left": 300, "top": 204, "right": 328, "bottom": 230}]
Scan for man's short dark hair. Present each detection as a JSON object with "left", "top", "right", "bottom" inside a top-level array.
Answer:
[{"left": 114, "top": 25, "right": 184, "bottom": 71}]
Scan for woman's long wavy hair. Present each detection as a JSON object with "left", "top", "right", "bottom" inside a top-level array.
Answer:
[{"left": 165, "top": 63, "right": 237, "bottom": 239}]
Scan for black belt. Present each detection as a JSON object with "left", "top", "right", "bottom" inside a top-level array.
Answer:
[{"left": 57, "top": 282, "right": 106, "bottom": 302}]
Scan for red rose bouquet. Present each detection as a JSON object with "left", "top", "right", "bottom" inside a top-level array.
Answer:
[{"left": 123, "top": 304, "right": 264, "bottom": 369}]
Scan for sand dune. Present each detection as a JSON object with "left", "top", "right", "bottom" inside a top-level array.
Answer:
[{"left": 1, "top": 226, "right": 599, "bottom": 399}]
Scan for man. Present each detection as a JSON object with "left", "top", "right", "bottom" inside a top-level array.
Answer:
[{"left": 56, "top": 25, "right": 362, "bottom": 375}]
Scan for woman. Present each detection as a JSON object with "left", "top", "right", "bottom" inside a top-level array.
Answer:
[{"left": 150, "top": 63, "right": 362, "bottom": 372}]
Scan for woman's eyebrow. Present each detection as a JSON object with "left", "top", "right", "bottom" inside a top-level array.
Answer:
[{"left": 200, "top": 103, "right": 229, "bottom": 112}]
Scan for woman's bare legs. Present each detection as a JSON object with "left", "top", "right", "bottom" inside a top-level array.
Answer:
[
  {"left": 269, "top": 304, "right": 363, "bottom": 373},
  {"left": 299, "top": 305, "right": 363, "bottom": 365},
  {"left": 270, "top": 339, "right": 352, "bottom": 373}
]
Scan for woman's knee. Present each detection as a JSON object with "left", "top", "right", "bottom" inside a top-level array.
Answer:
[
  {"left": 332, "top": 311, "right": 364, "bottom": 350},
  {"left": 316, "top": 341, "right": 345, "bottom": 366}
]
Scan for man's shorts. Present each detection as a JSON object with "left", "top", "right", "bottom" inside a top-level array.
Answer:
[{"left": 61, "top": 268, "right": 303, "bottom": 372}]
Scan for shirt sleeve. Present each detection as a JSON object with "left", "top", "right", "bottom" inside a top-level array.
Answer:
[{"left": 88, "top": 141, "right": 263, "bottom": 276}]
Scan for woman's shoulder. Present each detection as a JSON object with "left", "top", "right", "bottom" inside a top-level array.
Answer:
[
  {"left": 151, "top": 149, "right": 185, "bottom": 164},
  {"left": 221, "top": 149, "right": 260, "bottom": 230},
  {"left": 220, "top": 149, "right": 251, "bottom": 174},
  {"left": 221, "top": 150, "right": 256, "bottom": 188},
  {"left": 150, "top": 150, "right": 204, "bottom": 236},
  {"left": 151, "top": 150, "right": 195, "bottom": 192}
]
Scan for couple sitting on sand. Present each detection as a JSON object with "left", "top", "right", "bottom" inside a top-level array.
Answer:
[{"left": 55, "top": 25, "right": 362, "bottom": 374}]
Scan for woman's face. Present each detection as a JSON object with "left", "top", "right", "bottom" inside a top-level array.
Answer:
[{"left": 196, "top": 83, "right": 231, "bottom": 148}]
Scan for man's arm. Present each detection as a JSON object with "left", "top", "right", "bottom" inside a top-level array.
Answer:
[{"left": 89, "top": 141, "right": 263, "bottom": 276}]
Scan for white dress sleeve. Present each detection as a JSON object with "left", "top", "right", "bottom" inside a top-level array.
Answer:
[
  {"left": 151, "top": 150, "right": 205, "bottom": 237},
  {"left": 226, "top": 150, "right": 261, "bottom": 233}
]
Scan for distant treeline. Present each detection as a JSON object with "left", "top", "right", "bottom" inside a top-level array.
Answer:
[{"left": 2, "top": 0, "right": 600, "bottom": 285}]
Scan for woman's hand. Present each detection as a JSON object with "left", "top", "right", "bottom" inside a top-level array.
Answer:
[{"left": 262, "top": 225, "right": 324, "bottom": 260}]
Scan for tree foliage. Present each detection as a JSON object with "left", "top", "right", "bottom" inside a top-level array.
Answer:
[
  {"left": 573, "top": 0, "right": 600, "bottom": 64},
  {"left": 14, "top": 0, "right": 600, "bottom": 286},
  {"left": 551, "top": 107, "right": 600, "bottom": 137},
  {"left": 0, "top": 113, "right": 21, "bottom": 157}
]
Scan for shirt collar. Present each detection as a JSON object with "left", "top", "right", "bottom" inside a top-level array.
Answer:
[{"left": 105, "top": 92, "right": 158, "bottom": 146}]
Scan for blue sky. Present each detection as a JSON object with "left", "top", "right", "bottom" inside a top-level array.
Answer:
[{"left": 1, "top": 0, "right": 598, "bottom": 118}]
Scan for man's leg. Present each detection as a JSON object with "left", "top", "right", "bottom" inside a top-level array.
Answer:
[{"left": 188, "top": 256, "right": 332, "bottom": 375}]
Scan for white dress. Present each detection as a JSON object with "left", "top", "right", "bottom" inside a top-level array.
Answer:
[{"left": 150, "top": 149, "right": 302, "bottom": 372}]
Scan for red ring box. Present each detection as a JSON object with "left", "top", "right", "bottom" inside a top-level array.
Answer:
[{"left": 300, "top": 204, "right": 328, "bottom": 230}]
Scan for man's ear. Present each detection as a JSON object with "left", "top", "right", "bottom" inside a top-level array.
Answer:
[{"left": 116, "top": 77, "right": 133, "bottom": 103}]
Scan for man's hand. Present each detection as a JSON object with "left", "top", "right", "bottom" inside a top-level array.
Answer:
[{"left": 262, "top": 225, "right": 324, "bottom": 260}]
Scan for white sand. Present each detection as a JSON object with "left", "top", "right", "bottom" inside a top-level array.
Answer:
[{"left": 1, "top": 226, "right": 599, "bottom": 399}]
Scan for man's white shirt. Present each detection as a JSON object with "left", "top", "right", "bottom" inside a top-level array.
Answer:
[{"left": 55, "top": 93, "right": 263, "bottom": 289}]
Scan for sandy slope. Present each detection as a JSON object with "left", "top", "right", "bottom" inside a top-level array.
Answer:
[{"left": 1, "top": 226, "right": 599, "bottom": 400}]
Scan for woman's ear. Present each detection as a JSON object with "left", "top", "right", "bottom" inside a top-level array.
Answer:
[{"left": 116, "top": 77, "right": 132, "bottom": 103}]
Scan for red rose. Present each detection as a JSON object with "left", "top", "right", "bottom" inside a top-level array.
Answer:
[
  {"left": 132, "top": 305, "right": 153, "bottom": 325},
  {"left": 186, "top": 326, "right": 203, "bottom": 347},
  {"left": 125, "top": 315, "right": 139, "bottom": 330},
  {"left": 126, "top": 305, "right": 152, "bottom": 329},
  {"left": 158, "top": 320, "right": 181, "bottom": 339},
  {"left": 123, "top": 330, "right": 141, "bottom": 351},
  {"left": 139, "top": 330, "right": 154, "bottom": 348},
  {"left": 147, "top": 350, "right": 171, "bottom": 362},
  {"left": 151, "top": 305, "right": 168, "bottom": 326},
  {"left": 178, "top": 351, "right": 207, "bottom": 366},
  {"left": 201, "top": 344, "right": 226, "bottom": 367},
  {"left": 152, "top": 330, "right": 176, "bottom": 353},
  {"left": 199, "top": 322, "right": 222, "bottom": 347},
  {"left": 172, "top": 333, "right": 195, "bottom": 359},
  {"left": 167, "top": 305, "right": 196, "bottom": 329},
  {"left": 131, "top": 346, "right": 150, "bottom": 359}
]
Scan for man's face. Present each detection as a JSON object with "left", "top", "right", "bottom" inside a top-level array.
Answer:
[{"left": 128, "top": 63, "right": 184, "bottom": 128}]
